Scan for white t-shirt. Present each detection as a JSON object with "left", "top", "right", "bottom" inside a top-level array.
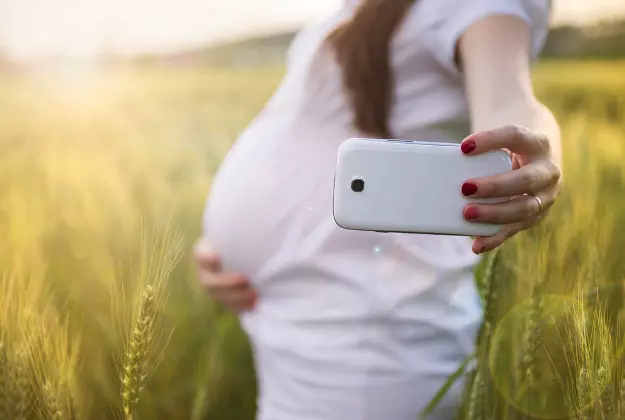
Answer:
[{"left": 203, "top": 1, "right": 551, "bottom": 419}]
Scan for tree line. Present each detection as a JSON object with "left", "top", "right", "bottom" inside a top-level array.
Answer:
[{"left": 542, "top": 19, "right": 625, "bottom": 59}]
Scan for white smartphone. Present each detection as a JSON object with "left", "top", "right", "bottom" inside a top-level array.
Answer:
[{"left": 332, "top": 138, "right": 512, "bottom": 237}]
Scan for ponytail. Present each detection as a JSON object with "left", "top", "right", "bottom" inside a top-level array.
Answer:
[{"left": 325, "top": 0, "right": 415, "bottom": 138}]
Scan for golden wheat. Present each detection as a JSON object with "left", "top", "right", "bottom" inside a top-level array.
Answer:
[
  {"left": 122, "top": 284, "right": 157, "bottom": 419},
  {"left": 572, "top": 295, "right": 613, "bottom": 417},
  {"left": 43, "top": 379, "right": 65, "bottom": 420},
  {"left": 0, "top": 60, "right": 623, "bottom": 419},
  {"left": 11, "top": 347, "right": 31, "bottom": 420},
  {"left": 0, "top": 340, "right": 9, "bottom": 419},
  {"left": 117, "top": 222, "right": 183, "bottom": 419}
]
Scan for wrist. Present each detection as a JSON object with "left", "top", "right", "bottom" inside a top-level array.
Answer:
[{"left": 472, "top": 99, "right": 563, "bottom": 168}]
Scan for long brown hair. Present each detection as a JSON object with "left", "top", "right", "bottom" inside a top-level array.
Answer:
[{"left": 326, "top": 0, "right": 415, "bottom": 138}]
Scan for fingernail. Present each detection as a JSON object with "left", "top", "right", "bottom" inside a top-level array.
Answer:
[
  {"left": 464, "top": 207, "right": 480, "bottom": 220},
  {"left": 475, "top": 246, "right": 485, "bottom": 255},
  {"left": 461, "top": 140, "right": 476, "bottom": 154},
  {"left": 462, "top": 182, "right": 478, "bottom": 196}
]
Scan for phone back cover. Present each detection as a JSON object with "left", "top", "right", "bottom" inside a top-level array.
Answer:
[{"left": 333, "top": 138, "right": 512, "bottom": 237}]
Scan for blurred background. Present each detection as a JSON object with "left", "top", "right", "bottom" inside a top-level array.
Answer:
[{"left": 0, "top": 1, "right": 624, "bottom": 419}]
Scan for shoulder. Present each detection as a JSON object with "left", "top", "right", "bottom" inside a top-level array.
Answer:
[
  {"left": 413, "top": 0, "right": 552, "bottom": 29},
  {"left": 408, "top": 0, "right": 553, "bottom": 75}
]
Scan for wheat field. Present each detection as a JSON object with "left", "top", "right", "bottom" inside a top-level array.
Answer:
[{"left": 0, "top": 60, "right": 624, "bottom": 420}]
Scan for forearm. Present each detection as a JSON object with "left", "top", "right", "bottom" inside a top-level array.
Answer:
[
  {"left": 457, "top": 13, "right": 563, "bottom": 168},
  {"left": 470, "top": 98, "right": 563, "bottom": 168}
]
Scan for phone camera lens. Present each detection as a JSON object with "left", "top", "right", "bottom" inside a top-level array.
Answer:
[{"left": 351, "top": 179, "right": 365, "bottom": 192}]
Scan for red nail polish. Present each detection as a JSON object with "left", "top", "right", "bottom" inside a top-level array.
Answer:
[
  {"left": 464, "top": 207, "right": 480, "bottom": 220},
  {"left": 461, "top": 140, "right": 476, "bottom": 154},
  {"left": 462, "top": 182, "right": 478, "bottom": 196}
]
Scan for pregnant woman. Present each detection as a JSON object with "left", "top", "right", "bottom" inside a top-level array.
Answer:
[{"left": 196, "top": 0, "right": 562, "bottom": 418}]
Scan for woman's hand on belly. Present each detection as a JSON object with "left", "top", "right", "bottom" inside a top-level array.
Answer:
[{"left": 194, "top": 238, "right": 258, "bottom": 313}]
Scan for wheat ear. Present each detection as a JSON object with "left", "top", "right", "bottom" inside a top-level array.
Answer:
[
  {"left": 43, "top": 380, "right": 64, "bottom": 420},
  {"left": 11, "top": 347, "right": 31, "bottom": 420},
  {"left": 600, "top": 376, "right": 615, "bottom": 419},
  {"left": 0, "top": 341, "right": 10, "bottom": 419},
  {"left": 520, "top": 274, "right": 546, "bottom": 417},
  {"left": 616, "top": 341, "right": 625, "bottom": 418},
  {"left": 467, "top": 247, "right": 502, "bottom": 420},
  {"left": 122, "top": 284, "right": 157, "bottom": 419}
]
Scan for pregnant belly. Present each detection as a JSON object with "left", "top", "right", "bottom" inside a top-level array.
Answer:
[
  {"left": 203, "top": 158, "right": 291, "bottom": 280},
  {"left": 202, "top": 118, "right": 348, "bottom": 280}
]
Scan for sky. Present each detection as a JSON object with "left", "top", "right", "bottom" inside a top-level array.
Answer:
[{"left": 0, "top": 0, "right": 624, "bottom": 61}]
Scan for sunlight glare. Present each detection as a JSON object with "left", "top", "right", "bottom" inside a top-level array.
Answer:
[
  {"left": 1, "top": 0, "right": 624, "bottom": 61},
  {"left": 33, "top": 60, "right": 108, "bottom": 108}
]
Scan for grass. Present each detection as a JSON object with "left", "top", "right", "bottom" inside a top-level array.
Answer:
[{"left": 0, "top": 59, "right": 623, "bottom": 419}]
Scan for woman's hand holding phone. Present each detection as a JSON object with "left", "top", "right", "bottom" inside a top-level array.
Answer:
[
  {"left": 194, "top": 239, "right": 258, "bottom": 313},
  {"left": 459, "top": 124, "right": 562, "bottom": 254},
  {"left": 197, "top": 123, "right": 563, "bottom": 306}
]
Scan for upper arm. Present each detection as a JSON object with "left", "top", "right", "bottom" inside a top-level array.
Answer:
[
  {"left": 414, "top": 0, "right": 552, "bottom": 126},
  {"left": 458, "top": 15, "right": 537, "bottom": 126}
]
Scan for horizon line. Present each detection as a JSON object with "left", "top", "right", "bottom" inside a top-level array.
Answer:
[{"left": 2, "top": 15, "right": 624, "bottom": 64}]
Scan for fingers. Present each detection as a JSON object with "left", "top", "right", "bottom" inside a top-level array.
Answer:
[
  {"left": 212, "top": 286, "right": 258, "bottom": 312},
  {"left": 459, "top": 125, "right": 561, "bottom": 253},
  {"left": 193, "top": 238, "right": 257, "bottom": 312},
  {"left": 471, "top": 213, "right": 546, "bottom": 254},
  {"left": 461, "top": 124, "right": 551, "bottom": 158},
  {"left": 463, "top": 187, "right": 558, "bottom": 225},
  {"left": 462, "top": 159, "right": 560, "bottom": 198},
  {"left": 199, "top": 270, "right": 247, "bottom": 290},
  {"left": 199, "top": 271, "right": 257, "bottom": 312}
]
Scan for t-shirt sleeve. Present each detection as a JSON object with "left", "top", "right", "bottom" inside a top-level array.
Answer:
[{"left": 415, "top": 0, "right": 553, "bottom": 75}]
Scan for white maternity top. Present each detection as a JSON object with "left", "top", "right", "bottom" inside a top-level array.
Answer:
[{"left": 203, "top": 1, "right": 551, "bottom": 419}]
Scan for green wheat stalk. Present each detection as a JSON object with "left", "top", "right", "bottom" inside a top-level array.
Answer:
[
  {"left": 419, "top": 247, "right": 503, "bottom": 420},
  {"left": 457, "top": 367, "right": 476, "bottom": 420},
  {"left": 466, "top": 369, "right": 486, "bottom": 420},
  {"left": 419, "top": 351, "right": 475, "bottom": 420},
  {"left": 522, "top": 285, "right": 544, "bottom": 384},
  {"left": 466, "top": 246, "right": 502, "bottom": 420},
  {"left": 517, "top": 269, "right": 547, "bottom": 419},
  {"left": 479, "top": 246, "right": 502, "bottom": 354}
]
